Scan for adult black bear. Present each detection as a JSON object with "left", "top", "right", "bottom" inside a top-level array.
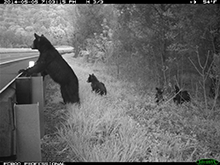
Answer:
[
  {"left": 155, "top": 87, "right": 164, "bottom": 104},
  {"left": 20, "top": 33, "right": 80, "bottom": 104},
  {"left": 87, "top": 74, "right": 107, "bottom": 96},
  {"left": 173, "top": 85, "right": 190, "bottom": 104}
]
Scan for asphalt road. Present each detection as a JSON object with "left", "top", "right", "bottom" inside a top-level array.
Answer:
[{"left": 0, "top": 52, "right": 38, "bottom": 64}]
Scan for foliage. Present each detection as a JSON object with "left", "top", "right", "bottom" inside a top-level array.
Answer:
[
  {"left": 42, "top": 55, "right": 220, "bottom": 162},
  {"left": 0, "top": 5, "right": 72, "bottom": 47},
  {"left": 65, "top": 4, "right": 220, "bottom": 101},
  {"left": 66, "top": 5, "right": 105, "bottom": 57}
]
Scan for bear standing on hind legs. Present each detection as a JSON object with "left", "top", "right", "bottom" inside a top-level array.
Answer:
[{"left": 20, "top": 33, "right": 80, "bottom": 104}]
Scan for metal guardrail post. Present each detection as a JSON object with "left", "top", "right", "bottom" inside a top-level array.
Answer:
[
  {"left": 14, "top": 75, "right": 45, "bottom": 161},
  {"left": 0, "top": 97, "right": 17, "bottom": 161}
]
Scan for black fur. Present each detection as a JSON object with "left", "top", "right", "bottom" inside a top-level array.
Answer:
[
  {"left": 19, "top": 33, "right": 80, "bottom": 104},
  {"left": 173, "top": 85, "right": 190, "bottom": 104},
  {"left": 209, "top": 77, "right": 220, "bottom": 99},
  {"left": 87, "top": 74, "right": 107, "bottom": 96},
  {"left": 155, "top": 87, "right": 164, "bottom": 104}
]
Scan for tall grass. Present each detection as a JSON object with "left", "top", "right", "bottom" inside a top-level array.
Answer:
[
  {"left": 58, "top": 84, "right": 151, "bottom": 162},
  {"left": 43, "top": 54, "right": 220, "bottom": 162},
  {"left": 55, "top": 78, "right": 197, "bottom": 162}
]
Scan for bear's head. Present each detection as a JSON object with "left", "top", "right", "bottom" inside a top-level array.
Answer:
[
  {"left": 87, "top": 74, "right": 97, "bottom": 83},
  {"left": 174, "top": 85, "right": 180, "bottom": 93},
  {"left": 31, "top": 33, "right": 50, "bottom": 50}
]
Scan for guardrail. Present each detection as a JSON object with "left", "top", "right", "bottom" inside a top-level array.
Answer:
[
  {"left": 0, "top": 47, "right": 73, "bottom": 161},
  {"left": 0, "top": 47, "right": 73, "bottom": 93},
  {"left": 0, "top": 55, "right": 38, "bottom": 66}
]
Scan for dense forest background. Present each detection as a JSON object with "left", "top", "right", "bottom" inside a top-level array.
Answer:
[{"left": 1, "top": 4, "right": 220, "bottom": 101}]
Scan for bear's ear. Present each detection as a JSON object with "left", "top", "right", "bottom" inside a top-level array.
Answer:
[
  {"left": 92, "top": 73, "right": 94, "bottom": 76},
  {"left": 175, "top": 85, "right": 180, "bottom": 91},
  {"left": 34, "top": 33, "right": 41, "bottom": 42},
  {"left": 34, "top": 33, "right": 39, "bottom": 39},
  {"left": 41, "top": 34, "right": 45, "bottom": 37}
]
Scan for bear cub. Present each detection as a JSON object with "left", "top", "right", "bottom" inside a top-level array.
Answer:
[{"left": 87, "top": 74, "right": 107, "bottom": 96}]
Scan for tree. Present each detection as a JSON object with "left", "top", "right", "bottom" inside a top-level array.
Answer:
[
  {"left": 67, "top": 5, "right": 105, "bottom": 57},
  {"left": 0, "top": 5, "right": 71, "bottom": 48}
]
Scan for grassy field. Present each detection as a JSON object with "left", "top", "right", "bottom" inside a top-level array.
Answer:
[{"left": 41, "top": 53, "right": 220, "bottom": 162}]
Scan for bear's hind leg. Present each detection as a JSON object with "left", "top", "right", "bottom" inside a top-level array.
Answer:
[
  {"left": 68, "top": 85, "right": 80, "bottom": 104},
  {"left": 60, "top": 85, "right": 69, "bottom": 104}
]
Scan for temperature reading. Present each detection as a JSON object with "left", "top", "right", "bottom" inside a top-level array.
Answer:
[{"left": 203, "top": 0, "right": 217, "bottom": 3}]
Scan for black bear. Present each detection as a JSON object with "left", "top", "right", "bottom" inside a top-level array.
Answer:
[
  {"left": 87, "top": 74, "right": 107, "bottom": 96},
  {"left": 173, "top": 85, "right": 190, "bottom": 104},
  {"left": 20, "top": 33, "right": 80, "bottom": 104},
  {"left": 209, "top": 77, "right": 220, "bottom": 99},
  {"left": 155, "top": 87, "right": 164, "bottom": 104}
]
